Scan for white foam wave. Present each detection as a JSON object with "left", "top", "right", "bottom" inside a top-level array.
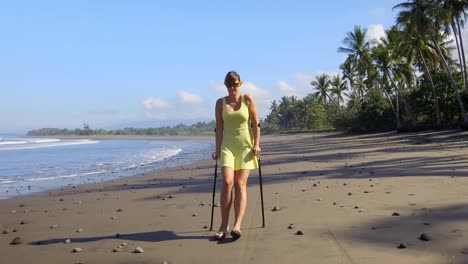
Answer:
[
  {"left": 30, "top": 139, "right": 61, "bottom": 143},
  {"left": 0, "top": 180, "right": 18, "bottom": 185},
  {"left": 26, "top": 174, "right": 79, "bottom": 181},
  {"left": 82, "top": 170, "right": 107, "bottom": 176},
  {"left": 143, "top": 147, "right": 182, "bottom": 164},
  {"left": 0, "top": 140, "right": 27, "bottom": 146},
  {"left": 0, "top": 139, "right": 99, "bottom": 151}
]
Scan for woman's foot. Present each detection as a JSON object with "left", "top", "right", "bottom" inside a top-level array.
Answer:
[
  {"left": 230, "top": 229, "right": 241, "bottom": 240},
  {"left": 214, "top": 225, "right": 229, "bottom": 241},
  {"left": 214, "top": 230, "right": 227, "bottom": 240}
]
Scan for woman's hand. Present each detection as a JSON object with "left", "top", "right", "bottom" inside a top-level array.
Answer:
[
  {"left": 252, "top": 146, "right": 261, "bottom": 156},
  {"left": 211, "top": 152, "right": 218, "bottom": 160}
]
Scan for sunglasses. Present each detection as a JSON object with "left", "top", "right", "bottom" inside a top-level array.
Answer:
[{"left": 226, "top": 82, "right": 241, "bottom": 88}]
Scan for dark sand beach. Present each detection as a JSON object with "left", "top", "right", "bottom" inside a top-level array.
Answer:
[{"left": 1, "top": 131, "right": 468, "bottom": 264}]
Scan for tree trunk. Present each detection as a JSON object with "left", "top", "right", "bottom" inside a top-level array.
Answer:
[
  {"left": 431, "top": 34, "right": 468, "bottom": 126},
  {"left": 388, "top": 73, "right": 417, "bottom": 128},
  {"left": 383, "top": 89, "right": 401, "bottom": 129},
  {"left": 452, "top": 23, "right": 466, "bottom": 96},
  {"left": 457, "top": 18, "right": 468, "bottom": 96},
  {"left": 418, "top": 48, "right": 441, "bottom": 127}
]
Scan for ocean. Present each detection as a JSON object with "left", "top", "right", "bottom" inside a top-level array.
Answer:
[{"left": 0, "top": 135, "right": 213, "bottom": 199}]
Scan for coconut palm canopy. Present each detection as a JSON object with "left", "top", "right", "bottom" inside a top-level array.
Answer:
[{"left": 264, "top": 0, "right": 468, "bottom": 133}]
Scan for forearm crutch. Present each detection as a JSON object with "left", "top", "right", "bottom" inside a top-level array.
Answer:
[
  {"left": 209, "top": 161, "right": 218, "bottom": 231},
  {"left": 258, "top": 157, "right": 266, "bottom": 228}
]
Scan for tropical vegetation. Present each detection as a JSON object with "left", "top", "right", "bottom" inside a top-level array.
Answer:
[{"left": 264, "top": 0, "right": 468, "bottom": 133}]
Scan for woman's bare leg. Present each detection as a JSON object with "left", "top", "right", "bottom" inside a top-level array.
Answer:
[
  {"left": 219, "top": 166, "right": 234, "bottom": 231},
  {"left": 233, "top": 169, "right": 250, "bottom": 231}
]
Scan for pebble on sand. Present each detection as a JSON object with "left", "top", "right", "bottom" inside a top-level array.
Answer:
[
  {"left": 113, "top": 248, "right": 122, "bottom": 252},
  {"left": 65, "top": 239, "right": 71, "bottom": 244},
  {"left": 295, "top": 230, "right": 304, "bottom": 235},
  {"left": 10, "top": 237, "right": 22, "bottom": 245},
  {"left": 76, "top": 228, "right": 84, "bottom": 233},
  {"left": 72, "top": 248, "right": 82, "bottom": 253},
  {"left": 392, "top": 212, "right": 400, "bottom": 216},
  {"left": 2, "top": 230, "right": 10, "bottom": 234},
  {"left": 50, "top": 224, "right": 59, "bottom": 229},
  {"left": 192, "top": 213, "right": 197, "bottom": 217},
  {"left": 288, "top": 224, "right": 294, "bottom": 229},
  {"left": 20, "top": 220, "right": 29, "bottom": 225},
  {"left": 133, "top": 247, "right": 144, "bottom": 253},
  {"left": 271, "top": 206, "right": 280, "bottom": 212},
  {"left": 397, "top": 243, "right": 407, "bottom": 249},
  {"left": 419, "top": 233, "right": 431, "bottom": 241}
]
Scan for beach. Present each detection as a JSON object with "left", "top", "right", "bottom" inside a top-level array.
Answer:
[{"left": 1, "top": 131, "right": 468, "bottom": 264}]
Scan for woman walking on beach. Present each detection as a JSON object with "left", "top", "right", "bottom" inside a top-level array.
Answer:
[{"left": 211, "top": 70, "right": 261, "bottom": 240}]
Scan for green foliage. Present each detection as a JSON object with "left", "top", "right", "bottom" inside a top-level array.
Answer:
[
  {"left": 347, "top": 89, "right": 395, "bottom": 132},
  {"left": 27, "top": 121, "right": 216, "bottom": 136},
  {"left": 263, "top": 94, "right": 332, "bottom": 133},
  {"left": 410, "top": 70, "right": 467, "bottom": 127}
]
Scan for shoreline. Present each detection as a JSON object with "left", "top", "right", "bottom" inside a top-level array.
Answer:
[
  {"left": 0, "top": 137, "right": 214, "bottom": 200},
  {"left": 1, "top": 131, "right": 468, "bottom": 263},
  {"left": 25, "top": 134, "right": 214, "bottom": 141}
]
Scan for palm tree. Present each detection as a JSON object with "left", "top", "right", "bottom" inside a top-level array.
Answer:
[
  {"left": 394, "top": 0, "right": 468, "bottom": 127},
  {"left": 266, "top": 100, "right": 280, "bottom": 131},
  {"left": 338, "top": 26, "right": 375, "bottom": 80},
  {"left": 398, "top": 22, "right": 443, "bottom": 127},
  {"left": 330, "top": 75, "right": 347, "bottom": 107},
  {"left": 438, "top": 0, "right": 468, "bottom": 96},
  {"left": 310, "top": 74, "right": 341, "bottom": 111}
]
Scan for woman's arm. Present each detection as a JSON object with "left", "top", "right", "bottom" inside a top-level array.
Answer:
[
  {"left": 245, "top": 94, "right": 261, "bottom": 156},
  {"left": 212, "top": 98, "right": 224, "bottom": 160}
]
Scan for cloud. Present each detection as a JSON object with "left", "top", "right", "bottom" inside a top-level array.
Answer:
[
  {"left": 178, "top": 90, "right": 204, "bottom": 105},
  {"left": 367, "top": 24, "right": 386, "bottom": 44},
  {"left": 242, "top": 82, "right": 270, "bottom": 98},
  {"left": 294, "top": 71, "right": 341, "bottom": 95},
  {"left": 277, "top": 80, "right": 297, "bottom": 96},
  {"left": 142, "top": 97, "right": 169, "bottom": 110},
  {"left": 295, "top": 73, "right": 315, "bottom": 86}
]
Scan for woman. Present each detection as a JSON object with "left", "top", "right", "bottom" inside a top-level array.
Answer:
[{"left": 211, "top": 70, "right": 261, "bottom": 240}]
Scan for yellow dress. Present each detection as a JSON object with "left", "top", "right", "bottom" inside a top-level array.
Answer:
[{"left": 220, "top": 95, "right": 259, "bottom": 170}]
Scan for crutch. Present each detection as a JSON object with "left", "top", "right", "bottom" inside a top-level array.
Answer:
[
  {"left": 209, "top": 161, "right": 218, "bottom": 231},
  {"left": 258, "top": 157, "right": 266, "bottom": 228}
]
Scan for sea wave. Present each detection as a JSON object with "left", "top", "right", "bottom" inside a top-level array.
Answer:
[
  {"left": 0, "top": 140, "right": 28, "bottom": 146},
  {"left": 0, "top": 139, "right": 99, "bottom": 151},
  {"left": 25, "top": 174, "right": 79, "bottom": 181}
]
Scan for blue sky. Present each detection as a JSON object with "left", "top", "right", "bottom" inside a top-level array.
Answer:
[{"left": 1, "top": 0, "right": 408, "bottom": 133}]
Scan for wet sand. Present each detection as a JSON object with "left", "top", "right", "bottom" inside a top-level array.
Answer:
[{"left": 1, "top": 130, "right": 468, "bottom": 264}]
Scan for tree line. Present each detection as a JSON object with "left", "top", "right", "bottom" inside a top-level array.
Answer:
[
  {"left": 264, "top": 0, "right": 468, "bottom": 133},
  {"left": 27, "top": 122, "right": 216, "bottom": 136}
]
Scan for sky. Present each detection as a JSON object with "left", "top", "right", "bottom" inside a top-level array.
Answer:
[{"left": 0, "top": 0, "right": 452, "bottom": 133}]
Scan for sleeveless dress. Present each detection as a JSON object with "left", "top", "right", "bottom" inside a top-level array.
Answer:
[{"left": 219, "top": 95, "right": 259, "bottom": 170}]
